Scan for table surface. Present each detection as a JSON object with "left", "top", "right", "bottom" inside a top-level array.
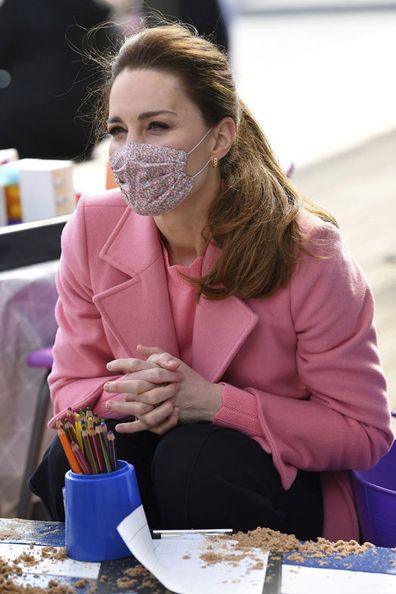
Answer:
[
  {"left": 1, "top": 518, "right": 396, "bottom": 594},
  {"left": 1, "top": 518, "right": 168, "bottom": 594}
]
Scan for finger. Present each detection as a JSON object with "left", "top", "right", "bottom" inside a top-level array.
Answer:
[
  {"left": 136, "top": 345, "right": 163, "bottom": 356},
  {"left": 105, "top": 399, "right": 154, "bottom": 416},
  {"left": 138, "top": 399, "right": 175, "bottom": 428},
  {"left": 115, "top": 418, "right": 148, "bottom": 434},
  {"left": 115, "top": 407, "right": 180, "bottom": 435},
  {"left": 104, "top": 368, "right": 181, "bottom": 393},
  {"left": 150, "top": 407, "right": 180, "bottom": 435},
  {"left": 146, "top": 352, "right": 181, "bottom": 370},
  {"left": 129, "top": 383, "right": 178, "bottom": 406},
  {"left": 137, "top": 345, "right": 179, "bottom": 368},
  {"left": 106, "top": 358, "right": 155, "bottom": 373},
  {"left": 104, "top": 378, "right": 152, "bottom": 394},
  {"left": 128, "top": 366, "right": 181, "bottom": 384}
]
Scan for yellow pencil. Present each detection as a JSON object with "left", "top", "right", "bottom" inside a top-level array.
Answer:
[{"left": 74, "top": 412, "right": 83, "bottom": 451}]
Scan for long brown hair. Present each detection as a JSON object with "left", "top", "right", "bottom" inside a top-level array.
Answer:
[{"left": 96, "top": 23, "right": 337, "bottom": 300}]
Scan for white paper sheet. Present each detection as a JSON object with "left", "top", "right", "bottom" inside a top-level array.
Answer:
[
  {"left": 117, "top": 505, "right": 269, "bottom": 594},
  {"left": 118, "top": 506, "right": 396, "bottom": 594},
  {"left": 282, "top": 564, "right": 396, "bottom": 594},
  {"left": 0, "top": 542, "right": 100, "bottom": 579}
]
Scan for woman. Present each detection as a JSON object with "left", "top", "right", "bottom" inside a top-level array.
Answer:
[{"left": 30, "top": 24, "right": 393, "bottom": 541}]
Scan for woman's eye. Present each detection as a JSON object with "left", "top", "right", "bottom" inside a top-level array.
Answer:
[
  {"left": 147, "top": 121, "right": 169, "bottom": 131},
  {"left": 108, "top": 126, "right": 126, "bottom": 137}
]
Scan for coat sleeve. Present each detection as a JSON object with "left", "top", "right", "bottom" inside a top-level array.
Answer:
[
  {"left": 48, "top": 197, "right": 126, "bottom": 426},
  {"left": 214, "top": 221, "right": 394, "bottom": 489}
]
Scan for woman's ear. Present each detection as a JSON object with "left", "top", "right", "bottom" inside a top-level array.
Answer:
[{"left": 211, "top": 117, "right": 236, "bottom": 161}]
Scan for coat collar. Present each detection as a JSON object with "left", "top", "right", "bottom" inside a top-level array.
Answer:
[
  {"left": 94, "top": 208, "right": 258, "bottom": 382},
  {"left": 99, "top": 207, "right": 161, "bottom": 277}
]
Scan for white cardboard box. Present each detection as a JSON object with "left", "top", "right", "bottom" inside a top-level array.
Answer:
[
  {"left": 0, "top": 148, "right": 19, "bottom": 166},
  {"left": 13, "top": 159, "right": 75, "bottom": 222}
]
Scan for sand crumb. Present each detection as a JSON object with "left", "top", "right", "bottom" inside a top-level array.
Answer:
[
  {"left": 0, "top": 549, "right": 73, "bottom": 593},
  {"left": 199, "top": 527, "right": 378, "bottom": 567},
  {"left": 40, "top": 547, "right": 67, "bottom": 561},
  {"left": 116, "top": 575, "right": 136, "bottom": 589},
  {"left": 118, "top": 564, "right": 165, "bottom": 591},
  {"left": 0, "top": 574, "right": 76, "bottom": 593}
]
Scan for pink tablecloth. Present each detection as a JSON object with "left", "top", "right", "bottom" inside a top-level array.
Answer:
[{"left": 0, "top": 260, "right": 59, "bottom": 515}]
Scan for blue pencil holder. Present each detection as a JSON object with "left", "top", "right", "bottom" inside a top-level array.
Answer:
[{"left": 64, "top": 459, "right": 141, "bottom": 561}]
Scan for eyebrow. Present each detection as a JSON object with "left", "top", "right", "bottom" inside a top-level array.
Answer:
[{"left": 107, "top": 110, "right": 177, "bottom": 124}]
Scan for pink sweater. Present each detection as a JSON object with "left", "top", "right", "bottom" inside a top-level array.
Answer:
[
  {"left": 162, "top": 245, "right": 203, "bottom": 368},
  {"left": 48, "top": 190, "right": 394, "bottom": 541}
]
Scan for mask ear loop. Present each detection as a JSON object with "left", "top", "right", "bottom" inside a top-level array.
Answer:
[
  {"left": 187, "top": 128, "right": 213, "bottom": 179},
  {"left": 187, "top": 128, "right": 212, "bottom": 155}
]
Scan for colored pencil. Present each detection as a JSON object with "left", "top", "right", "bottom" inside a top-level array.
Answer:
[
  {"left": 82, "top": 428, "right": 98, "bottom": 473},
  {"left": 66, "top": 407, "right": 75, "bottom": 426},
  {"left": 73, "top": 413, "right": 83, "bottom": 451},
  {"left": 107, "top": 431, "right": 117, "bottom": 471},
  {"left": 71, "top": 442, "right": 92, "bottom": 474},
  {"left": 64, "top": 420, "right": 76, "bottom": 444},
  {"left": 89, "top": 426, "right": 105, "bottom": 473},
  {"left": 96, "top": 425, "right": 112, "bottom": 473},
  {"left": 58, "top": 407, "right": 118, "bottom": 474},
  {"left": 57, "top": 426, "right": 82, "bottom": 474}
]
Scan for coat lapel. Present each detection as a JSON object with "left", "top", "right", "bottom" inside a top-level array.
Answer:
[
  {"left": 193, "top": 292, "right": 258, "bottom": 383},
  {"left": 192, "top": 244, "right": 259, "bottom": 382},
  {"left": 92, "top": 210, "right": 179, "bottom": 358}
]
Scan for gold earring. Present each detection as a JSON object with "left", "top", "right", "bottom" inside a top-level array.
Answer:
[{"left": 211, "top": 157, "right": 219, "bottom": 168}]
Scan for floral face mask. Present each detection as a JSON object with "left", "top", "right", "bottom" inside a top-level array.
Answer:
[{"left": 109, "top": 129, "right": 212, "bottom": 216}]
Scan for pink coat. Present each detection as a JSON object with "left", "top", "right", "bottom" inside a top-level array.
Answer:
[{"left": 49, "top": 190, "right": 394, "bottom": 541}]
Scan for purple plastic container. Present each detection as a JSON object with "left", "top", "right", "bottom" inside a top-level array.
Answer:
[{"left": 351, "top": 442, "right": 396, "bottom": 547}]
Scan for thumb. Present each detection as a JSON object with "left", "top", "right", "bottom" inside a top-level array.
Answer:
[
  {"left": 136, "top": 345, "right": 163, "bottom": 357},
  {"left": 137, "top": 345, "right": 180, "bottom": 370}
]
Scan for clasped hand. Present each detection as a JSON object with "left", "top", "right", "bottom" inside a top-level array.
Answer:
[{"left": 104, "top": 345, "right": 222, "bottom": 434}]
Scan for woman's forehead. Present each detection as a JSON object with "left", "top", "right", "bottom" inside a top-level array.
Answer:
[{"left": 109, "top": 68, "right": 193, "bottom": 114}]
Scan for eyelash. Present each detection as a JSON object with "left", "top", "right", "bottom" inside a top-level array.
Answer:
[
  {"left": 147, "top": 121, "right": 170, "bottom": 130},
  {"left": 108, "top": 126, "right": 125, "bottom": 137},
  {"left": 108, "top": 121, "right": 170, "bottom": 136}
]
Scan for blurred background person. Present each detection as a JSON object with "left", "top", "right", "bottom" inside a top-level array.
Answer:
[
  {"left": 0, "top": 0, "right": 114, "bottom": 161},
  {"left": 142, "top": 0, "right": 229, "bottom": 51}
]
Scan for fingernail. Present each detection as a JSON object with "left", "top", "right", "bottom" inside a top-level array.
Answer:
[
  {"left": 104, "top": 383, "right": 111, "bottom": 391},
  {"left": 105, "top": 400, "right": 113, "bottom": 409},
  {"left": 106, "top": 362, "right": 114, "bottom": 370}
]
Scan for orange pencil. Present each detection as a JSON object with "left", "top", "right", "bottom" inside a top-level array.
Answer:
[{"left": 57, "top": 428, "right": 82, "bottom": 474}]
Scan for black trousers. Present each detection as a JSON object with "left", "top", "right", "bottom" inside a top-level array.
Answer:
[{"left": 30, "top": 422, "right": 323, "bottom": 540}]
